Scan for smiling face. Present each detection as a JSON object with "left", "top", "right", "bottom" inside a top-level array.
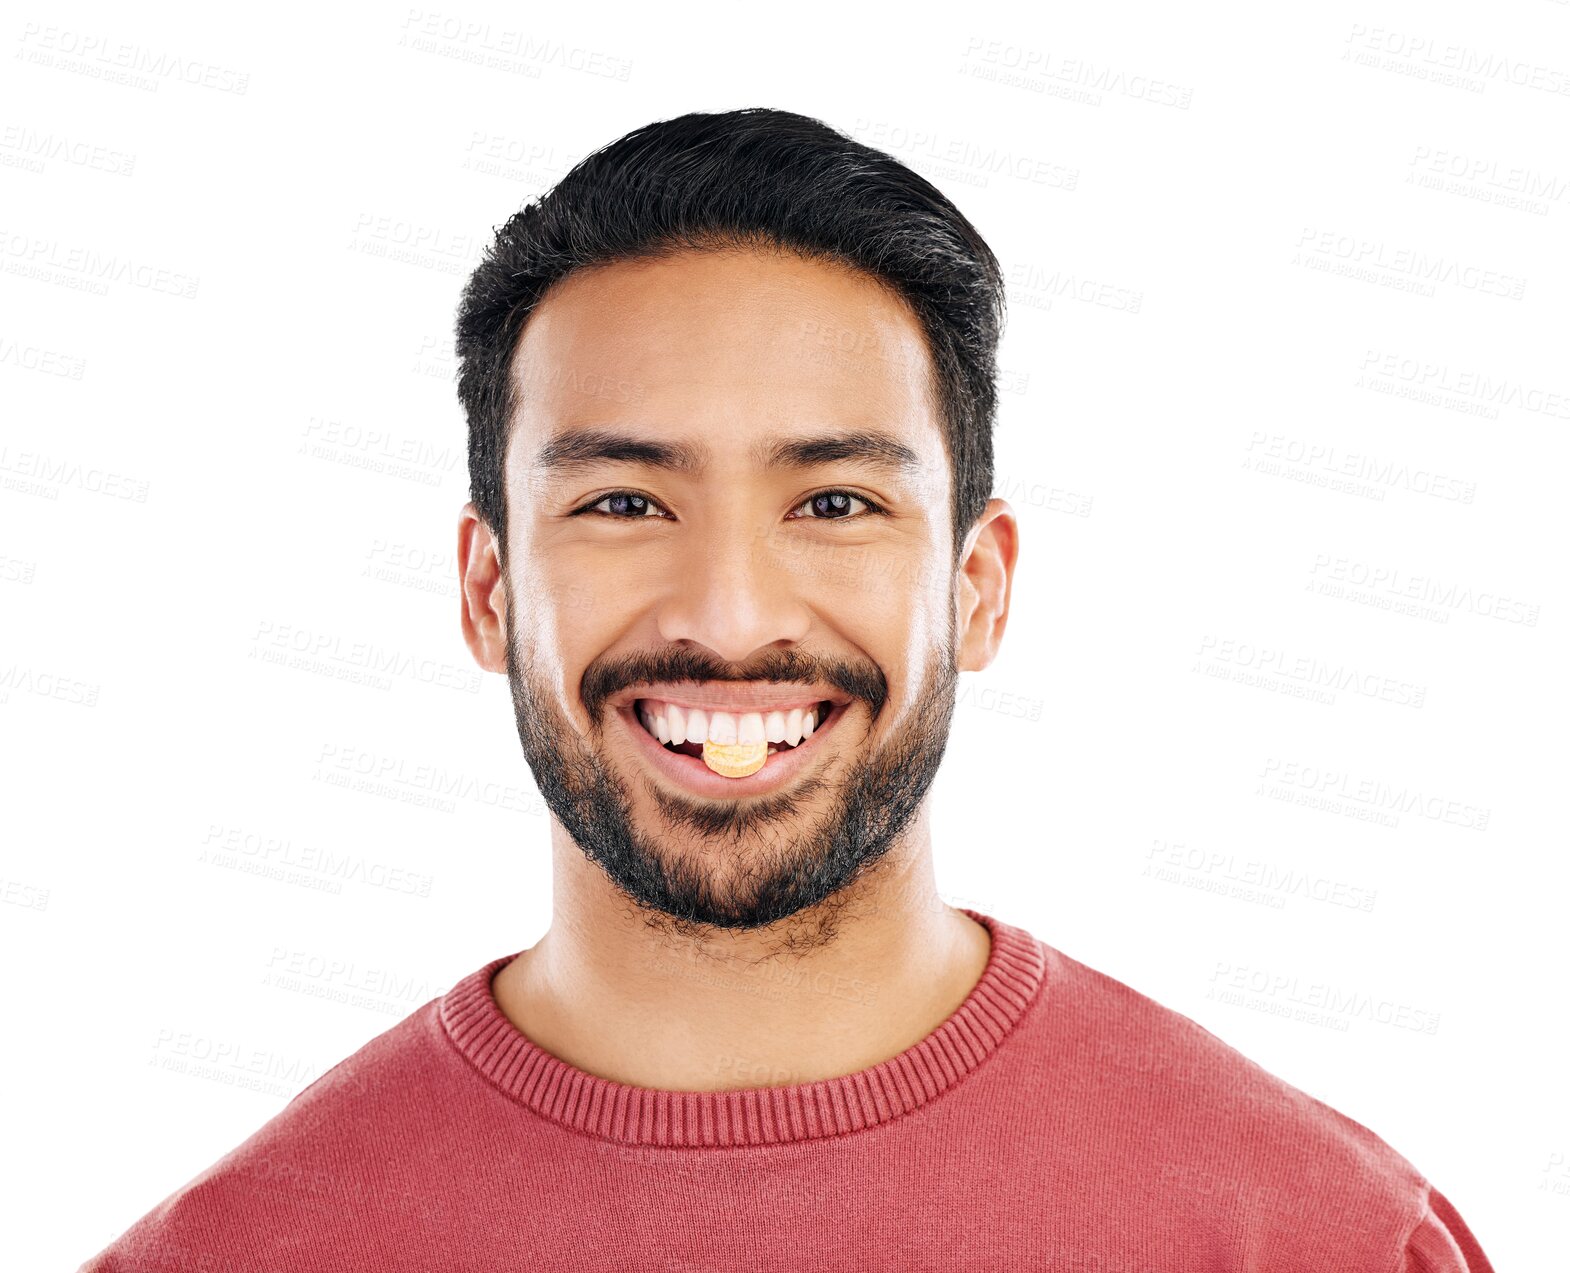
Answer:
[{"left": 462, "top": 244, "right": 999, "bottom": 933}]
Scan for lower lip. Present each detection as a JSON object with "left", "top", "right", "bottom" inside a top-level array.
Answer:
[{"left": 617, "top": 701, "right": 850, "bottom": 798}]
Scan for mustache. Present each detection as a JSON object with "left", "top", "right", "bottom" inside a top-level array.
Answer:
[{"left": 580, "top": 647, "right": 888, "bottom": 721}]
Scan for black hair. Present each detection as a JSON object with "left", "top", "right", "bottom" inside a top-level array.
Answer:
[{"left": 454, "top": 106, "right": 1006, "bottom": 568}]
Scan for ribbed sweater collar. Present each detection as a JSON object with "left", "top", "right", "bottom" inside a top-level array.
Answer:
[{"left": 438, "top": 908, "right": 1046, "bottom": 1147}]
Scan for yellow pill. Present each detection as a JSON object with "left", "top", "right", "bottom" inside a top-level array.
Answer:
[{"left": 702, "top": 739, "right": 768, "bottom": 778}]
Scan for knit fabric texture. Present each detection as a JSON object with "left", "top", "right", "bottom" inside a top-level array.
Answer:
[{"left": 80, "top": 909, "right": 1494, "bottom": 1271}]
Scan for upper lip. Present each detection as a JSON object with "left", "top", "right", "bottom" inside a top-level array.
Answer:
[{"left": 612, "top": 684, "right": 852, "bottom": 714}]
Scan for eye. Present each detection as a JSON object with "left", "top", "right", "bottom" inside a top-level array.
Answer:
[
  {"left": 575, "top": 491, "right": 672, "bottom": 519},
  {"left": 788, "top": 489, "right": 884, "bottom": 521}
]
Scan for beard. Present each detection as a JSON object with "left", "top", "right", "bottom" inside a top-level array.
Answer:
[{"left": 502, "top": 571, "right": 960, "bottom": 946}]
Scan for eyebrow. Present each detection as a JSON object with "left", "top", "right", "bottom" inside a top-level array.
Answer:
[
  {"left": 532, "top": 427, "right": 922, "bottom": 480},
  {"left": 533, "top": 428, "right": 708, "bottom": 477}
]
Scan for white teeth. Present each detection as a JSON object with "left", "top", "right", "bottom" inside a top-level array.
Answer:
[
  {"left": 708, "top": 711, "right": 737, "bottom": 745},
  {"left": 738, "top": 712, "right": 764, "bottom": 745},
  {"left": 684, "top": 708, "right": 708, "bottom": 745},
  {"left": 638, "top": 700, "right": 827, "bottom": 749}
]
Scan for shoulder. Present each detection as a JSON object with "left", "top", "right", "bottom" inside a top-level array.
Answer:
[
  {"left": 1037, "top": 944, "right": 1423, "bottom": 1185},
  {"left": 78, "top": 998, "right": 457, "bottom": 1272},
  {"left": 1018, "top": 943, "right": 1492, "bottom": 1269}
]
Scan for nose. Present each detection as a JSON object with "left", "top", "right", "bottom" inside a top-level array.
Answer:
[{"left": 654, "top": 515, "right": 813, "bottom": 663}]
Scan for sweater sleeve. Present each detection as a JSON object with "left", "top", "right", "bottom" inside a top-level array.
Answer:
[{"left": 1398, "top": 1186, "right": 1495, "bottom": 1273}]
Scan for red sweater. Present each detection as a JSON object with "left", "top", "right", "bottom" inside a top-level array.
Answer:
[{"left": 81, "top": 910, "right": 1493, "bottom": 1271}]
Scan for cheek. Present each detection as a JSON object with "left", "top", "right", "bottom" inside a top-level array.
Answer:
[
  {"left": 504, "top": 562, "right": 595, "bottom": 685},
  {"left": 872, "top": 589, "right": 951, "bottom": 714},
  {"left": 898, "top": 602, "right": 942, "bottom": 703},
  {"left": 510, "top": 555, "right": 654, "bottom": 729},
  {"left": 817, "top": 590, "right": 916, "bottom": 715},
  {"left": 507, "top": 522, "right": 621, "bottom": 638}
]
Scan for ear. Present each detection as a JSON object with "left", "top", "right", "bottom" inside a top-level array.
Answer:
[
  {"left": 458, "top": 503, "right": 508, "bottom": 675},
  {"left": 954, "top": 499, "right": 1019, "bottom": 674}
]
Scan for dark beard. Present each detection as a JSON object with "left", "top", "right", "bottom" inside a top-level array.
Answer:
[{"left": 502, "top": 572, "right": 960, "bottom": 948}]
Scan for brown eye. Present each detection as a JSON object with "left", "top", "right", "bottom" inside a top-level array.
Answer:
[
  {"left": 793, "top": 490, "right": 880, "bottom": 520},
  {"left": 580, "top": 491, "right": 669, "bottom": 518}
]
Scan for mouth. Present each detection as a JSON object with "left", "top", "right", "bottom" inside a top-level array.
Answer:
[{"left": 617, "top": 697, "right": 850, "bottom": 797}]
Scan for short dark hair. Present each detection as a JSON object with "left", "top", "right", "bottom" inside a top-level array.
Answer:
[{"left": 454, "top": 106, "right": 1006, "bottom": 568}]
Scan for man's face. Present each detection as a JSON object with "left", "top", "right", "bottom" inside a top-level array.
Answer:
[{"left": 495, "top": 246, "right": 965, "bottom": 932}]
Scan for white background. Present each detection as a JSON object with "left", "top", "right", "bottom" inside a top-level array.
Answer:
[{"left": 2, "top": 1, "right": 1565, "bottom": 1268}]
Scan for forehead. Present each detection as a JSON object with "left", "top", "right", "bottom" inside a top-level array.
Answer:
[{"left": 508, "top": 247, "right": 945, "bottom": 474}]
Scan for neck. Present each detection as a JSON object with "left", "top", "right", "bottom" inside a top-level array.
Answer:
[{"left": 492, "top": 805, "right": 992, "bottom": 1091}]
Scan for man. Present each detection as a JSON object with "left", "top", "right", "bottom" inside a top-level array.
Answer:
[{"left": 82, "top": 108, "right": 1494, "bottom": 1271}]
